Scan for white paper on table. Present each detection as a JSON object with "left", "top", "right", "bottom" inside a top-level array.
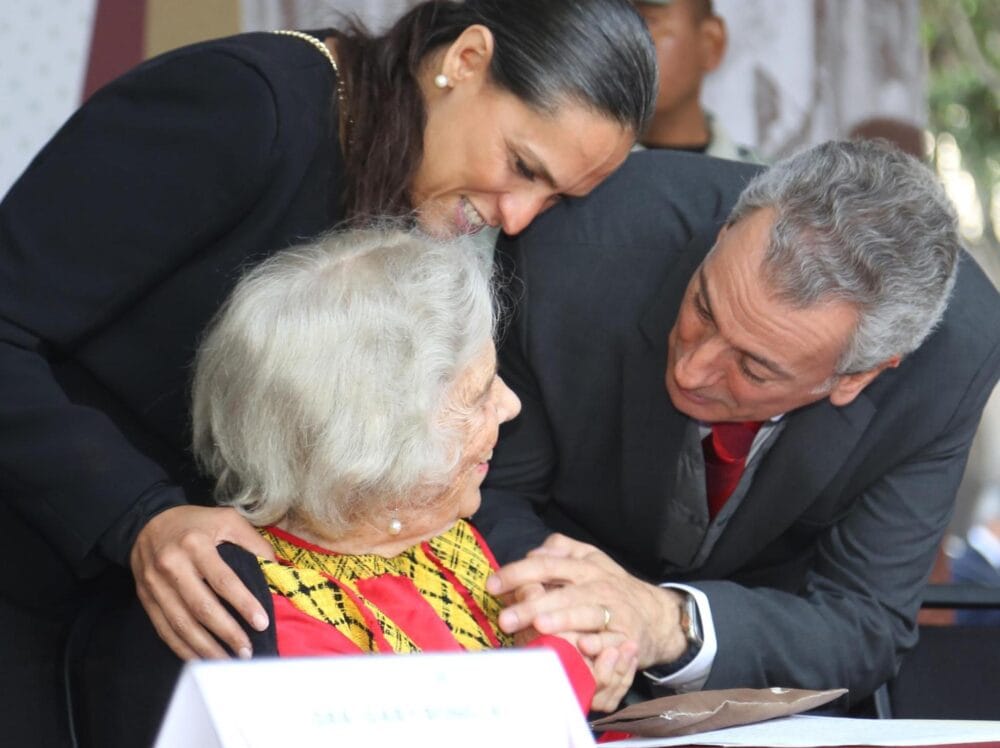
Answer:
[
  {"left": 155, "top": 648, "right": 595, "bottom": 748},
  {"left": 609, "top": 714, "right": 1000, "bottom": 747}
]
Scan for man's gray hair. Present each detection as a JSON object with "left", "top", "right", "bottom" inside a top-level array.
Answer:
[
  {"left": 727, "top": 139, "right": 961, "bottom": 373},
  {"left": 192, "top": 227, "right": 495, "bottom": 534}
]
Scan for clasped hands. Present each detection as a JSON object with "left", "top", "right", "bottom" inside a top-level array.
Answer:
[{"left": 486, "top": 533, "right": 689, "bottom": 712}]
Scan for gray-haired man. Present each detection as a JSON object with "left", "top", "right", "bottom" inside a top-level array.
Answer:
[{"left": 477, "top": 140, "right": 1000, "bottom": 706}]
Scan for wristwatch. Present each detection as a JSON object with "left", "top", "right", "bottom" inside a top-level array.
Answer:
[{"left": 643, "top": 591, "right": 704, "bottom": 681}]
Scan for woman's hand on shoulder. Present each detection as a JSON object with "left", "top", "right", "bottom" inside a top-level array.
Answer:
[{"left": 130, "top": 505, "right": 276, "bottom": 660}]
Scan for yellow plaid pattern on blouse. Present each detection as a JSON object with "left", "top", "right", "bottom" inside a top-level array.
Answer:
[{"left": 259, "top": 519, "right": 512, "bottom": 653}]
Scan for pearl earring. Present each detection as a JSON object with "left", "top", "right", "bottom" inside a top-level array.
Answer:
[
  {"left": 434, "top": 73, "right": 450, "bottom": 89},
  {"left": 388, "top": 516, "right": 403, "bottom": 535}
]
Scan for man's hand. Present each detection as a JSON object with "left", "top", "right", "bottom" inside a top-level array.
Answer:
[
  {"left": 130, "top": 505, "right": 276, "bottom": 660},
  {"left": 487, "top": 534, "right": 688, "bottom": 669}
]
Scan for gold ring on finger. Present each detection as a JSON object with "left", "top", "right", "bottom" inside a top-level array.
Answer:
[{"left": 600, "top": 604, "right": 612, "bottom": 630}]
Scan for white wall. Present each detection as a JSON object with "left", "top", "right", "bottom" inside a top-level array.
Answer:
[
  {"left": 0, "top": 1, "right": 97, "bottom": 194},
  {"left": 704, "top": 0, "right": 925, "bottom": 158}
]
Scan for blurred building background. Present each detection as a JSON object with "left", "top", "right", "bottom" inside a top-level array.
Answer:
[{"left": 1, "top": 0, "right": 998, "bottom": 547}]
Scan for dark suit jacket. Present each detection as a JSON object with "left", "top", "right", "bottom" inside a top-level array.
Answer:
[
  {"left": 476, "top": 150, "right": 1000, "bottom": 703},
  {"left": 0, "top": 32, "right": 343, "bottom": 606}
]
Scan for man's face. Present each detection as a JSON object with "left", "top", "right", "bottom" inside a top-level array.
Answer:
[{"left": 665, "top": 208, "right": 866, "bottom": 423}]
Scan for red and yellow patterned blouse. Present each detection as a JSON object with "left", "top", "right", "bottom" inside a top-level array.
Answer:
[{"left": 257, "top": 519, "right": 594, "bottom": 710}]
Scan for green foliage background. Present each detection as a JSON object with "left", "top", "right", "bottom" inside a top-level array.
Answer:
[{"left": 923, "top": 0, "right": 1000, "bottom": 264}]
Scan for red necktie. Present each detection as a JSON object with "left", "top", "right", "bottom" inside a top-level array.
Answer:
[{"left": 703, "top": 421, "right": 764, "bottom": 520}]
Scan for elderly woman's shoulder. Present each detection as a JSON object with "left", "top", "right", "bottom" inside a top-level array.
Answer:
[{"left": 216, "top": 543, "right": 279, "bottom": 654}]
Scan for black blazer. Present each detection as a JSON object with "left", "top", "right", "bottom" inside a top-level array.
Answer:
[
  {"left": 477, "top": 150, "right": 1000, "bottom": 702},
  {"left": 0, "top": 32, "right": 344, "bottom": 605}
]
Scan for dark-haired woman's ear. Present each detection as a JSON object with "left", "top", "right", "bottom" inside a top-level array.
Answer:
[{"left": 438, "top": 24, "right": 495, "bottom": 86}]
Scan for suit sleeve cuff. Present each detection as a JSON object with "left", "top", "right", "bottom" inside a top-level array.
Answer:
[{"left": 642, "top": 583, "right": 717, "bottom": 692}]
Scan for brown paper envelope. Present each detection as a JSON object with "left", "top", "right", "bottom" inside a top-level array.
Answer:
[{"left": 591, "top": 687, "right": 848, "bottom": 737}]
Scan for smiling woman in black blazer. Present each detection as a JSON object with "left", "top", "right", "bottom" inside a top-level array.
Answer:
[{"left": 0, "top": 2, "right": 656, "bottom": 740}]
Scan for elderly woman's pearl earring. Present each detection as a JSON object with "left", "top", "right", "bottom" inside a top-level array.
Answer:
[
  {"left": 434, "top": 73, "right": 450, "bottom": 89},
  {"left": 388, "top": 516, "right": 403, "bottom": 535}
]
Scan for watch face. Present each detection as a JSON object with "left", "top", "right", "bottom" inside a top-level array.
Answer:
[
  {"left": 644, "top": 593, "right": 706, "bottom": 681},
  {"left": 682, "top": 594, "right": 703, "bottom": 648}
]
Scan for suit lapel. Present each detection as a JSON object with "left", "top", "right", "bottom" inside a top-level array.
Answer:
[
  {"left": 620, "top": 243, "right": 707, "bottom": 570},
  {"left": 697, "top": 392, "right": 876, "bottom": 577}
]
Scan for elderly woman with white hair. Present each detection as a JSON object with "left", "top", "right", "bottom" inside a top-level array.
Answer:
[{"left": 179, "top": 227, "right": 639, "bottom": 713}]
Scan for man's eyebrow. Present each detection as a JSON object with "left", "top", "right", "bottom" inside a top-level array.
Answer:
[
  {"left": 698, "top": 266, "right": 792, "bottom": 380},
  {"left": 520, "top": 145, "right": 559, "bottom": 191}
]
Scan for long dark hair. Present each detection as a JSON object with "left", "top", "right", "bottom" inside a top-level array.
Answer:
[{"left": 334, "top": 0, "right": 657, "bottom": 222}]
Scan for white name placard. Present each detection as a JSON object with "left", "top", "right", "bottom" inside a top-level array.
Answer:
[{"left": 154, "top": 649, "right": 595, "bottom": 747}]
